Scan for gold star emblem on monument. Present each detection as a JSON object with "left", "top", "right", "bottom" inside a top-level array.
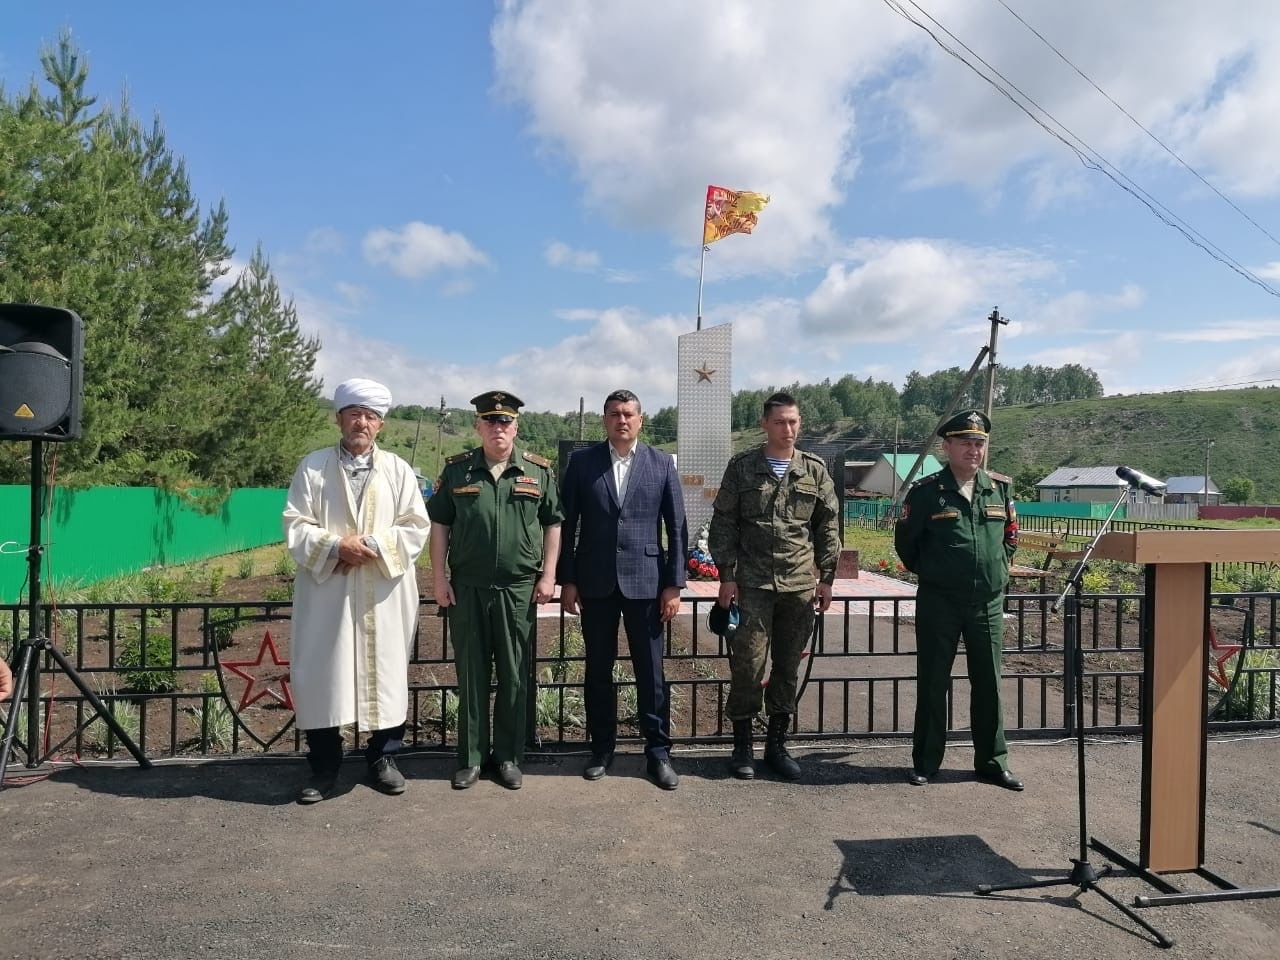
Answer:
[{"left": 694, "top": 362, "right": 716, "bottom": 382}]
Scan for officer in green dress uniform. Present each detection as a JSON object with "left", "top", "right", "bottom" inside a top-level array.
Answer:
[
  {"left": 427, "top": 391, "right": 563, "bottom": 791},
  {"left": 894, "top": 410, "right": 1024, "bottom": 791}
]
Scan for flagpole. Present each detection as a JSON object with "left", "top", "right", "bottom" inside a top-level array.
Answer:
[{"left": 696, "top": 241, "right": 707, "bottom": 332}]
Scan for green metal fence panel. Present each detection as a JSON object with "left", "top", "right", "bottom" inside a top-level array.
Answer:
[
  {"left": 1015, "top": 501, "right": 1127, "bottom": 520},
  {"left": 0, "top": 486, "right": 286, "bottom": 601},
  {"left": 844, "top": 498, "right": 894, "bottom": 523}
]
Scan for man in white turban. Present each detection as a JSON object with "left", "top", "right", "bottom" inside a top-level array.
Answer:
[{"left": 283, "top": 377, "right": 430, "bottom": 803}]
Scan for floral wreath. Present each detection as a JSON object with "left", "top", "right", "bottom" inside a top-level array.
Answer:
[{"left": 686, "top": 519, "right": 719, "bottom": 581}]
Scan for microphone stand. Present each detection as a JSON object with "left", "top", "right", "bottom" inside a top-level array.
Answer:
[{"left": 977, "top": 485, "right": 1172, "bottom": 948}]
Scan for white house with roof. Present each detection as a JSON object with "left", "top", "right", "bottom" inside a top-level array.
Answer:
[
  {"left": 1035, "top": 465, "right": 1163, "bottom": 503},
  {"left": 1163, "top": 475, "right": 1220, "bottom": 505},
  {"left": 860, "top": 453, "right": 944, "bottom": 497}
]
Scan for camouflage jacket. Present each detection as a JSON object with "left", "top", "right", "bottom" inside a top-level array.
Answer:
[{"left": 708, "top": 447, "right": 840, "bottom": 592}]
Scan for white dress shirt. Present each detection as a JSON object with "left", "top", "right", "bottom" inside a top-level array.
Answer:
[{"left": 609, "top": 440, "right": 638, "bottom": 501}]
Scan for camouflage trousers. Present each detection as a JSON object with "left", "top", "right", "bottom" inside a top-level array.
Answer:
[{"left": 726, "top": 587, "right": 816, "bottom": 720}]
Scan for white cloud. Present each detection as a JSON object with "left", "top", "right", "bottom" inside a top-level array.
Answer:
[
  {"left": 492, "top": 1, "right": 912, "bottom": 272},
  {"left": 887, "top": 1, "right": 1280, "bottom": 199},
  {"left": 1017, "top": 284, "right": 1145, "bottom": 336},
  {"left": 362, "top": 221, "right": 490, "bottom": 278},
  {"left": 1256, "top": 261, "right": 1280, "bottom": 281},
  {"left": 207, "top": 256, "right": 250, "bottom": 300},
  {"left": 304, "top": 226, "right": 345, "bottom": 256},
  {"left": 1198, "top": 347, "right": 1280, "bottom": 388},
  {"left": 544, "top": 241, "right": 600, "bottom": 271},
  {"left": 800, "top": 239, "right": 1055, "bottom": 341},
  {"left": 1162, "top": 318, "right": 1280, "bottom": 343},
  {"left": 334, "top": 281, "right": 370, "bottom": 308},
  {"left": 1025, "top": 331, "right": 1144, "bottom": 387},
  {"left": 491, "top": 0, "right": 1280, "bottom": 282}
]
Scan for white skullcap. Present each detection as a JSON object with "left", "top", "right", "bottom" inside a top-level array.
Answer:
[{"left": 334, "top": 378, "right": 392, "bottom": 417}]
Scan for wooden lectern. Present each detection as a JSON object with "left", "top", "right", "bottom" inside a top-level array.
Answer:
[{"left": 1090, "top": 528, "right": 1280, "bottom": 903}]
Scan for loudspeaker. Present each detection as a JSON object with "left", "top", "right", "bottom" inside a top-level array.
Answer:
[{"left": 0, "top": 303, "right": 84, "bottom": 442}]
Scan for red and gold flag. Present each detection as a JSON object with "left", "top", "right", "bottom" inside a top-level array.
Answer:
[{"left": 703, "top": 184, "right": 771, "bottom": 245}]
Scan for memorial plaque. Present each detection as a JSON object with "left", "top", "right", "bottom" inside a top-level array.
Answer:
[
  {"left": 556, "top": 439, "right": 595, "bottom": 485},
  {"left": 677, "top": 324, "right": 732, "bottom": 538}
]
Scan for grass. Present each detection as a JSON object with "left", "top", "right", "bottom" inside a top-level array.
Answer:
[
  {"left": 186, "top": 672, "right": 235, "bottom": 751},
  {"left": 1217, "top": 649, "right": 1280, "bottom": 721},
  {"left": 85, "top": 678, "right": 142, "bottom": 753}
]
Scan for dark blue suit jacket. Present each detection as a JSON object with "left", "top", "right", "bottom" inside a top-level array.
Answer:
[{"left": 556, "top": 441, "right": 688, "bottom": 600}]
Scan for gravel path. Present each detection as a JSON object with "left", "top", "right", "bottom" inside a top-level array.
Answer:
[{"left": 3, "top": 735, "right": 1278, "bottom": 959}]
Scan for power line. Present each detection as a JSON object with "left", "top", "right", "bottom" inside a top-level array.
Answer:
[
  {"left": 879, "top": 0, "right": 1280, "bottom": 298},
  {"left": 992, "top": 0, "right": 1280, "bottom": 250}
]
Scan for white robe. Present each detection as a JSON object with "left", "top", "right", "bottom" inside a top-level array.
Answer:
[{"left": 283, "top": 444, "right": 430, "bottom": 730}]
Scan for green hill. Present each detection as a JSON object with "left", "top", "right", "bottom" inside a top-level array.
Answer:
[
  {"left": 301, "top": 386, "right": 1280, "bottom": 501},
  {"left": 987, "top": 387, "right": 1280, "bottom": 500}
]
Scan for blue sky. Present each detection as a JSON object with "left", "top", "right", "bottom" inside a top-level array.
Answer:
[{"left": 4, "top": 1, "right": 1280, "bottom": 415}]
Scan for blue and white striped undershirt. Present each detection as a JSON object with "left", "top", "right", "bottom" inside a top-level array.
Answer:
[{"left": 766, "top": 456, "right": 791, "bottom": 479}]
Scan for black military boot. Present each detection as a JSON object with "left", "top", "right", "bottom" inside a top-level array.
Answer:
[
  {"left": 764, "top": 714, "right": 801, "bottom": 781},
  {"left": 729, "top": 718, "right": 755, "bottom": 780}
]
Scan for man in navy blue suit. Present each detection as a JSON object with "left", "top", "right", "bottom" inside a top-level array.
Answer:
[{"left": 557, "top": 389, "right": 688, "bottom": 790}]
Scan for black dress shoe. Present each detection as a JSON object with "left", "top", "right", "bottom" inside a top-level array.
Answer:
[
  {"left": 452, "top": 765, "right": 481, "bottom": 790},
  {"left": 906, "top": 769, "right": 930, "bottom": 786},
  {"left": 583, "top": 752, "right": 614, "bottom": 781},
  {"left": 496, "top": 761, "right": 523, "bottom": 790},
  {"left": 977, "top": 769, "right": 1024, "bottom": 792},
  {"left": 646, "top": 758, "right": 679, "bottom": 791},
  {"left": 369, "top": 756, "right": 405, "bottom": 795},
  {"left": 298, "top": 772, "right": 338, "bottom": 804}
]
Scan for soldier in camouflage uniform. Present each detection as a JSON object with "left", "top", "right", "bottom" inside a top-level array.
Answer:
[
  {"left": 709, "top": 392, "right": 840, "bottom": 781},
  {"left": 427, "top": 391, "right": 563, "bottom": 791},
  {"left": 894, "top": 410, "right": 1024, "bottom": 791}
]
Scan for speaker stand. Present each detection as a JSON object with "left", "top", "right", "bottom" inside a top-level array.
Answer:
[{"left": 1, "top": 440, "right": 151, "bottom": 787}]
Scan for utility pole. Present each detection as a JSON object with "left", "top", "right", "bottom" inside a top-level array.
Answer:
[
  {"left": 578, "top": 396, "right": 585, "bottom": 440},
  {"left": 1204, "top": 439, "right": 1215, "bottom": 507},
  {"left": 888, "top": 345, "right": 990, "bottom": 518},
  {"left": 410, "top": 405, "right": 425, "bottom": 470},
  {"left": 433, "top": 396, "right": 447, "bottom": 480},
  {"left": 983, "top": 306, "right": 1009, "bottom": 466}
]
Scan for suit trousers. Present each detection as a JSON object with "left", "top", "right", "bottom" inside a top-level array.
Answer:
[
  {"left": 304, "top": 723, "right": 405, "bottom": 776},
  {"left": 911, "top": 587, "right": 1009, "bottom": 776},
  {"left": 580, "top": 589, "right": 672, "bottom": 761},
  {"left": 450, "top": 581, "right": 536, "bottom": 768}
]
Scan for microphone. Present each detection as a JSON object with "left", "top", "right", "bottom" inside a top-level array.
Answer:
[{"left": 1116, "top": 466, "right": 1166, "bottom": 495}]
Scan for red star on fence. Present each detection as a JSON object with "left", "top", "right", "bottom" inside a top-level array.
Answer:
[
  {"left": 222, "top": 630, "right": 294, "bottom": 711},
  {"left": 1207, "top": 626, "right": 1243, "bottom": 690}
]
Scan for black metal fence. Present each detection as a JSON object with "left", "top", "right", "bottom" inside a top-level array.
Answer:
[{"left": 3, "top": 590, "right": 1278, "bottom": 762}]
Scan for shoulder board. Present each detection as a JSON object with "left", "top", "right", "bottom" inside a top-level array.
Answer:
[
  {"left": 522, "top": 451, "right": 551, "bottom": 468},
  {"left": 798, "top": 450, "right": 827, "bottom": 467},
  {"left": 445, "top": 450, "right": 473, "bottom": 465},
  {"left": 987, "top": 469, "right": 1012, "bottom": 484},
  {"left": 910, "top": 470, "right": 943, "bottom": 489}
]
